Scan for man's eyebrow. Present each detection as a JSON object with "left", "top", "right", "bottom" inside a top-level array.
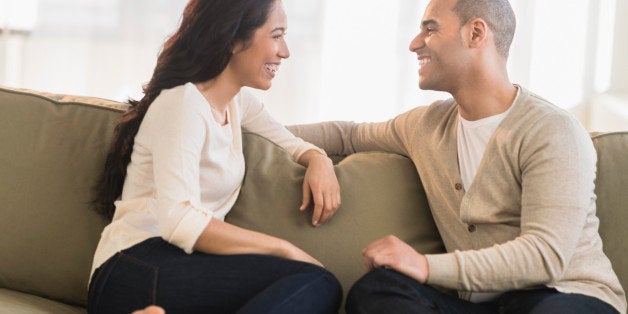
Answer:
[{"left": 421, "top": 19, "right": 438, "bottom": 28}]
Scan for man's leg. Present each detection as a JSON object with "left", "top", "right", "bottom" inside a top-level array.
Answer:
[
  {"left": 345, "top": 268, "right": 492, "bottom": 314},
  {"left": 497, "top": 288, "right": 619, "bottom": 314}
]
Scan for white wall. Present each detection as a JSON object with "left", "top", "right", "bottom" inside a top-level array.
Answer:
[{"left": 1, "top": 0, "right": 627, "bottom": 131}]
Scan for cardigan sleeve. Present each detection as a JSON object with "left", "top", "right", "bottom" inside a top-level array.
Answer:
[
  {"left": 286, "top": 106, "right": 427, "bottom": 157},
  {"left": 425, "top": 113, "right": 597, "bottom": 291}
]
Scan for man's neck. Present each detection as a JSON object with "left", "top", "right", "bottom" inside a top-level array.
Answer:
[{"left": 452, "top": 78, "right": 517, "bottom": 121}]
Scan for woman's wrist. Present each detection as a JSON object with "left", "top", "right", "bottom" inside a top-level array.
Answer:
[{"left": 299, "top": 149, "right": 330, "bottom": 167}]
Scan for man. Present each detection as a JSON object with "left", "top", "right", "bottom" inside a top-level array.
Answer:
[{"left": 288, "top": 0, "right": 626, "bottom": 313}]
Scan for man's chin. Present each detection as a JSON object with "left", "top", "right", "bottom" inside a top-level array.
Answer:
[
  {"left": 418, "top": 79, "right": 444, "bottom": 92},
  {"left": 418, "top": 80, "right": 432, "bottom": 91}
]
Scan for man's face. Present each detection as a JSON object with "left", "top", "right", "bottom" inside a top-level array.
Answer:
[{"left": 409, "top": 0, "right": 468, "bottom": 93}]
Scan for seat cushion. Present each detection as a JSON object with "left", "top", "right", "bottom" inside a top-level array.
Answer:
[
  {"left": 227, "top": 132, "right": 445, "bottom": 299},
  {"left": 0, "top": 288, "right": 85, "bottom": 314}
]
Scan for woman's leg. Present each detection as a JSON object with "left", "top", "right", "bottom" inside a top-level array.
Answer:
[
  {"left": 88, "top": 237, "right": 341, "bottom": 314},
  {"left": 345, "top": 268, "right": 492, "bottom": 314},
  {"left": 237, "top": 269, "right": 341, "bottom": 314}
]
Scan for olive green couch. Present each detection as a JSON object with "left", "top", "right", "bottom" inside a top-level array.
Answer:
[{"left": 0, "top": 86, "right": 626, "bottom": 313}]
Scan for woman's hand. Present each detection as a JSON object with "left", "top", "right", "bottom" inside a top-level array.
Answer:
[
  {"left": 281, "top": 240, "right": 324, "bottom": 267},
  {"left": 298, "top": 150, "right": 341, "bottom": 226}
]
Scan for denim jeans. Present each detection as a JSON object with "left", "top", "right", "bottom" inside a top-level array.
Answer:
[
  {"left": 345, "top": 268, "right": 618, "bottom": 314},
  {"left": 88, "top": 237, "right": 342, "bottom": 314}
]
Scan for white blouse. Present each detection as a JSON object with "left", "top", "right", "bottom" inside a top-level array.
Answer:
[{"left": 91, "top": 83, "right": 323, "bottom": 277}]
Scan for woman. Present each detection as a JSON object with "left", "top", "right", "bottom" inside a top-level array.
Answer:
[{"left": 88, "top": 0, "right": 342, "bottom": 313}]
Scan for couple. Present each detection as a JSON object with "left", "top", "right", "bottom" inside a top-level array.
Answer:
[{"left": 88, "top": 0, "right": 626, "bottom": 313}]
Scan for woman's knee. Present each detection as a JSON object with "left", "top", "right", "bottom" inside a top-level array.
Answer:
[{"left": 301, "top": 266, "right": 343, "bottom": 301}]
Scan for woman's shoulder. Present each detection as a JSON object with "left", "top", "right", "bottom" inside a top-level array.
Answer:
[{"left": 150, "top": 83, "right": 209, "bottom": 116}]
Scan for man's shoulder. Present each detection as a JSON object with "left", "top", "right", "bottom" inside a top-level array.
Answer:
[
  {"left": 511, "top": 87, "right": 581, "bottom": 130},
  {"left": 512, "top": 87, "right": 590, "bottom": 147}
]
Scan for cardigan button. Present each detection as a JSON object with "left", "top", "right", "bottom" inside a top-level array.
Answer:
[
  {"left": 468, "top": 224, "right": 476, "bottom": 232},
  {"left": 455, "top": 183, "right": 463, "bottom": 190}
]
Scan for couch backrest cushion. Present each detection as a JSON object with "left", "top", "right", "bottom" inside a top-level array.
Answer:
[
  {"left": 226, "top": 132, "right": 445, "bottom": 298},
  {"left": 0, "top": 87, "right": 125, "bottom": 306},
  {"left": 592, "top": 132, "right": 628, "bottom": 291}
]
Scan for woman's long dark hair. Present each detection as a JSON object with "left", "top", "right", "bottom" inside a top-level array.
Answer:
[{"left": 93, "top": 0, "right": 277, "bottom": 219}]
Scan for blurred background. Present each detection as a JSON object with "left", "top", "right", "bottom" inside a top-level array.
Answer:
[{"left": 1, "top": 0, "right": 626, "bottom": 131}]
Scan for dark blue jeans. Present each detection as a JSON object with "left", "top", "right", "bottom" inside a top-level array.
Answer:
[
  {"left": 88, "top": 237, "right": 342, "bottom": 314},
  {"left": 346, "top": 268, "right": 618, "bottom": 314}
]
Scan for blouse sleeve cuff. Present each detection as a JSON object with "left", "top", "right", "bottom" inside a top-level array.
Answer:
[
  {"left": 167, "top": 208, "right": 213, "bottom": 254},
  {"left": 425, "top": 252, "right": 460, "bottom": 289},
  {"left": 292, "top": 144, "right": 327, "bottom": 162}
]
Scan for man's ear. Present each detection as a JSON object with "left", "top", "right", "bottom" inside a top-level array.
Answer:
[{"left": 467, "top": 18, "right": 488, "bottom": 48}]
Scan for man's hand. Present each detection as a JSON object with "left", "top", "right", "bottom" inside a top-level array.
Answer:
[
  {"left": 299, "top": 150, "right": 341, "bottom": 226},
  {"left": 362, "top": 235, "right": 429, "bottom": 283}
]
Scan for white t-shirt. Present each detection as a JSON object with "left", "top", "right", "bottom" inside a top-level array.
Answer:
[
  {"left": 457, "top": 87, "right": 519, "bottom": 303},
  {"left": 91, "top": 83, "right": 323, "bottom": 277}
]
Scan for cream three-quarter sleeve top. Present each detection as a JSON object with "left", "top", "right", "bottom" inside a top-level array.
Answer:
[{"left": 90, "top": 83, "right": 323, "bottom": 278}]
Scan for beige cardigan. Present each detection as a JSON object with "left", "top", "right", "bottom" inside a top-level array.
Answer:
[{"left": 288, "top": 87, "right": 626, "bottom": 313}]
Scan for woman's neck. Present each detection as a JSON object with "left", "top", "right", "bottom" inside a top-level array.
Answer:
[{"left": 195, "top": 75, "right": 241, "bottom": 113}]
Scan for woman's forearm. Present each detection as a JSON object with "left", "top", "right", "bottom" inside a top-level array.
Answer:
[
  {"left": 193, "top": 219, "right": 323, "bottom": 266},
  {"left": 193, "top": 219, "right": 288, "bottom": 256}
]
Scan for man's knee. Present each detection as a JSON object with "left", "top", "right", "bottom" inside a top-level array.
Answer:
[
  {"left": 346, "top": 268, "right": 448, "bottom": 313},
  {"left": 347, "top": 269, "right": 410, "bottom": 308},
  {"left": 348, "top": 268, "right": 392, "bottom": 299}
]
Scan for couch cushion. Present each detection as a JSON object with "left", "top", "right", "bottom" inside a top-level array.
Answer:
[
  {"left": 0, "top": 288, "right": 84, "bottom": 314},
  {"left": 227, "top": 132, "right": 445, "bottom": 299},
  {"left": 0, "top": 87, "right": 125, "bottom": 307},
  {"left": 592, "top": 131, "right": 628, "bottom": 291}
]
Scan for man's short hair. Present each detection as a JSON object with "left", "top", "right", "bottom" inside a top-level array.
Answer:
[{"left": 452, "top": 0, "right": 516, "bottom": 58}]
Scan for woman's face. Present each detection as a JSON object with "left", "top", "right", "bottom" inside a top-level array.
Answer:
[{"left": 227, "top": 0, "right": 290, "bottom": 90}]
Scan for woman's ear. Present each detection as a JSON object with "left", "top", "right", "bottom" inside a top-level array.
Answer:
[{"left": 232, "top": 40, "right": 245, "bottom": 54}]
